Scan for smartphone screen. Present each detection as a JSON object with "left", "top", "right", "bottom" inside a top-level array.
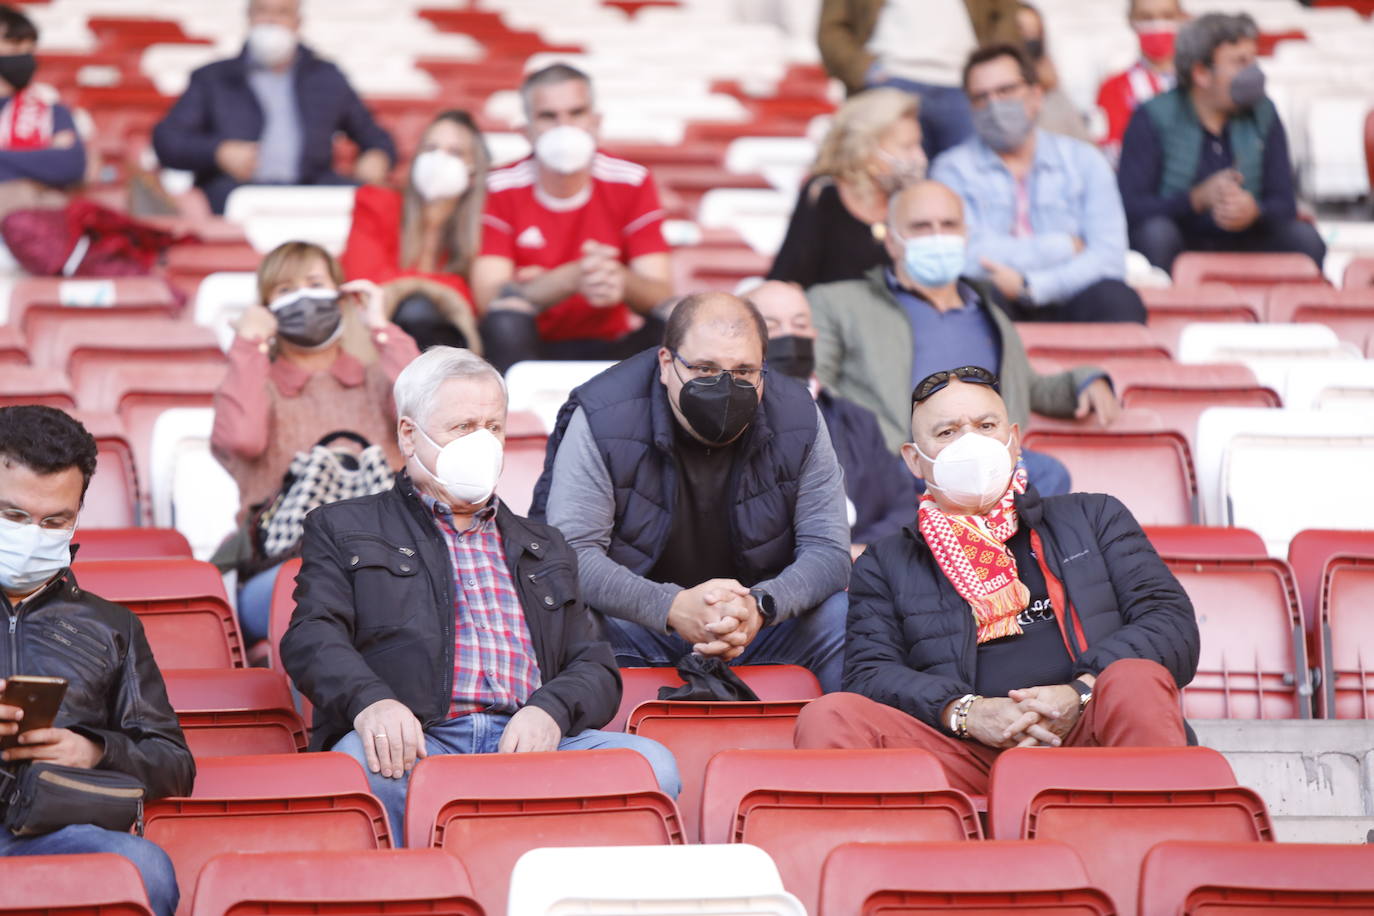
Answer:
[{"left": 0, "top": 675, "right": 68, "bottom": 751}]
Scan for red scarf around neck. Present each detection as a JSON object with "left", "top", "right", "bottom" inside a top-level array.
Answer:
[{"left": 0, "top": 90, "right": 54, "bottom": 151}]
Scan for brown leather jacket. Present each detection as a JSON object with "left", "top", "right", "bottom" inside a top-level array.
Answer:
[{"left": 818, "top": 0, "right": 1022, "bottom": 94}]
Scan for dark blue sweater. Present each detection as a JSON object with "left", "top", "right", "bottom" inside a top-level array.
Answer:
[{"left": 0, "top": 100, "right": 85, "bottom": 187}]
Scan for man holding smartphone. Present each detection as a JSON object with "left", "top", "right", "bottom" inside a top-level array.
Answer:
[{"left": 0, "top": 406, "right": 193, "bottom": 916}]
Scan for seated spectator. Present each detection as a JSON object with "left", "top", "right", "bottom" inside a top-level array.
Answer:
[
  {"left": 931, "top": 44, "right": 1146, "bottom": 324},
  {"left": 795, "top": 373, "right": 1200, "bottom": 795},
  {"left": 473, "top": 63, "right": 673, "bottom": 374},
  {"left": 281, "top": 348, "right": 680, "bottom": 838},
  {"left": 0, "top": 6, "right": 85, "bottom": 197},
  {"left": 818, "top": 0, "right": 1020, "bottom": 160},
  {"left": 1015, "top": 3, "right": 1092, "bottom": 143},
  {"left": 211, "top": 241, "right": 419, "bottom": 644},
  {"left": 1096, "top": 0, "right": 1185, "bottom": 166},
  {"left": 767, "top": 89, "right": 925, "bottom": 289},
  {"left": 1119, "top": 13, "right": 1325, "bottom": 274},
  {"left": 808, "top": 180, "right": 1118, "bottom": 495},
  {"left": 531, "top": 293, "right": 851, "bottom": 692},
  {"left": 151, "top": 0, "right": 395, "bottom": 214},
  {"left": 341, "top": 110, "right": 488, "bottom": 351},
  {"left": 0, "top": 406, "right": 194, "bottom": 916},
  {"left": 750, "top": 280, "right": 916, "bottom": 557}
]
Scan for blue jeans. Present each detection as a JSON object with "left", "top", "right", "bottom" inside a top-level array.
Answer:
[
  {"left": 235, "top": 561, "right": 282, "bottom": 644},
  {"left": 600, "top": 590, "right": 848, "bottom": 694},
  {"left": 332, "top": 712, "right": 682, "bottom": 843},
  {"left": 871, "top": 77, "right": 975, "bottom": 161},
  {"left": 0, "top": 823, "right": 179, "bottom": 916}
]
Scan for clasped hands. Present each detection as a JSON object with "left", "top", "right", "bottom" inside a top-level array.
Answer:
[
  {"left": 1190, "top": 168, "right": 1260, "bottom": 232},
  {"left": 960, "top": 681, "right": 1087, "bottom": 749},
  {"left": 667, "top": 579, "right": 763, "bottom": 661}
]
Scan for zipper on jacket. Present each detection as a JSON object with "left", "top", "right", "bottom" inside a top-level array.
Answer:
[{"left": 4, "top": 610, "right": 16, "bottom": 679}]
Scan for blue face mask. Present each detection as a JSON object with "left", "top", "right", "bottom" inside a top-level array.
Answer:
[{"left": 901, "top": 233, "right": 966, "bottom": 288}]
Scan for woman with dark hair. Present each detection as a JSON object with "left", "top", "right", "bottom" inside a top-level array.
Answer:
[{"left": 341, "top": 109, "right": 490, "bottom": 350}]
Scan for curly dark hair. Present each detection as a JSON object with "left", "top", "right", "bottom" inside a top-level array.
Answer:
[{"left": 0, "top": 406, "right": 99, "bottom": 498}]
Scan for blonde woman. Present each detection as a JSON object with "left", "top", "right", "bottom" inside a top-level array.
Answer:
[
  {"left": 767, "top": 88, "right": 927, "bottom": 289},
  {"left": 341, "top": 109, "right": 489, "bottom": 350}
]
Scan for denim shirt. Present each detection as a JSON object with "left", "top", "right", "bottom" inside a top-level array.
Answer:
[{"left": 930, "top": 129, "right": 1127, "bottom": 305}]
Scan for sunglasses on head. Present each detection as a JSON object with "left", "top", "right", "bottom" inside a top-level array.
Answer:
[{"left": 911, "top": 366, "right": 1001, "bottom": 406}]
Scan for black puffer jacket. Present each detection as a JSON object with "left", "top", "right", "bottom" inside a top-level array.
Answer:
[
  {"left": 1, "top": 571, "right": 194, "bottom": 800},
  {"left": 846, "top": 486, "right": 1199, "bottom": 730}
]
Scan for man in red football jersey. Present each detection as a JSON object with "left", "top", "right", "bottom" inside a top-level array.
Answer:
[
  {"left": 1095, "top": 0, "right": 1187, "bottom": 166},
  {"left": 473, "top": 63, "right": 674, "bottom": 372}
]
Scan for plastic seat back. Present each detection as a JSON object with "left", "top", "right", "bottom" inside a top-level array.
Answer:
[
  {"left": 1021, "top": 429, "right": 1196, "bottom": 526},
  {"left": 74, "top": 411, "right": 141, "bottom": 529},
  {"left": 266, "top": 557, "right": 303, "bottom": 670},
  {"left": 628, "top": 700, "right": 809, "bottom": 841},
  {"left": 190, "top": 850, "right": 484, "bottom": 916},
  {"left": 818, "top": 840, "right": 1108, "bottom": 916},
  {"left": 1265, "top": 284, "right": 1374, "bottom": 353},
  {"left": 1320, "top": 557, "right": 1374, "bottom": 718},
  {"left": 0, "top": 853, "right": 155, "bottom": 915},
  {"left": 1120, "top": 385, "right": 1279, "bottom": 452},
  {"left": 611, "top": 664, "right": 822, "bottom": 731},
  {"left": 1287, "top": 528, "right": 1374, "bottom": 633},
  {"left": 1163, "top": 557, "right": 1310, "bottom": 718},
  {"left": 1173, "top": 252, "right": 1326, "bottom": 309},
  {"left": 495, "top": 433, "right": 547, "bottom": 516},
  {"left": 1142, "top": 283, "right": 1260, "bottom": 349},
  {"left": 0, "top": 364, "right": 76, "bottom": 409},
  {"left": 71, "top": 558, "right": 245, "bottom": 668},
  {"left": 0, "top": 324, "right": 27, "bottom": 365},
  {"left": 1143, "top": 525, "right": 1266, "bottom": 558},
  {"left": 701, "top": 749, "right": 978, "bottom": 914},
  {"left": 74, "top": 527, "right": 194, "bottom": 560},
  {"left": 162, "top": 668, "right": 307, "bottom": 756},
  {"left": 1345, "top": 256, "right": 1374, "bottom": 288},
  {"left": 8, "top": 276, "right": 176, "bottom": 334},
  {"left": 1139, "top": 841, "right": 1374, "bottom": 914},
  {"left": 1015, "top": 322, "right": 1172, "bottom": 362},
  {"left": 405, "top": 750, "right": 684, "bottom": 916}
]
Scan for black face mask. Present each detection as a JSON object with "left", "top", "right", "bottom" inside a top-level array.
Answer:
[
  {"left": 676, "top": 372, "right": 761, "bottom": 446},
  {"left": 765, "top": 336, "right": 815, "bottom": 381},
  {"left": 271, "top": 289, "right": 343, "bottom": 349},
  {"left": 0, "top": 54, "right": 36, "bottom": 92}
]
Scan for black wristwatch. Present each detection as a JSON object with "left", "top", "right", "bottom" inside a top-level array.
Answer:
[
  {"left": 750, "top": 588, "right": 777, "bottom": 625},
  {"left": 1070, "top": 677, "right": 1093, "bottom": 709}
]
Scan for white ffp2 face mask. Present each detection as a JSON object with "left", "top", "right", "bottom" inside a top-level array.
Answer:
[
  {"left": 533, "top": 125, "right": 596, "bottom": 175},
  {"left": 412, "top": 424, "right": 504, "bottom": 507},
  {"left": 0, "top": 516, "right": 75, "bottom": 594},
  {"left": 915, "top": 431, "right": 1014, "bottom": 508},
  {"left": 411, "top": 149, "right": 470, "bottom": 201},
  {"left": 247, "top": 23, "right": 297, "bottom": 68}
]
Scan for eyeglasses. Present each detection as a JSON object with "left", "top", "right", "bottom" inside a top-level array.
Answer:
[
  {"left": 0, "top": 507, "right": 76, "bottom": 531},
  {"left": 911, "top": 366, "right": 1001, "bottom": 405},
  {"left": 672, "top": 350, "right": 767, "bottom": 387},
  {"left": 968, "top": 80, "right": 1028, "bottom": 107}
]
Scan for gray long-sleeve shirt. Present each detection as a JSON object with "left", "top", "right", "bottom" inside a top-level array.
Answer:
[{"left": 544, "top": 404, "right": 852, "bottom": 633}]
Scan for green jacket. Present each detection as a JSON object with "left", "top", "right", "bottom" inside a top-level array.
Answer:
[
  {"left": 808, "top": 267, "right": 1103, "bottom": 451},
  {"left": 1143, "top": 87, "right": 1277, "bottom": 199}
]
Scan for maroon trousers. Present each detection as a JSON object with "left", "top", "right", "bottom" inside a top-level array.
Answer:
[{"left": 794, "top": 659, "right": 1187, "bottom": 797}]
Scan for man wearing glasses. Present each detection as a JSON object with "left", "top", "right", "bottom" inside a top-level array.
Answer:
[
  {"left": 930, "top": 44, "right": 1146, "bottom": 324},
  {"left": 532, "top": 292, "right": 851, "bottom": 692},
  {"left": 795, "top": 370, "right": 1198, "bottom": 793}
]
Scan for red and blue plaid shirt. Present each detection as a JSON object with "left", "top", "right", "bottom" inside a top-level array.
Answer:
[{"left": 425, "top": 496, "right": 542, "bottom": 718}]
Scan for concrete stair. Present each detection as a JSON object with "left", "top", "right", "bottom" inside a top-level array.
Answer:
[{"left": 1196, "top": 719, "right": 1374, "bottom": 844}]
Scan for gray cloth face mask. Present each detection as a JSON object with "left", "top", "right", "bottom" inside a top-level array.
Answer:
[
  {"left": 269, "top": 288, "right": 343, "bottom": 349},
  {"left": 1228, "top": 63, "right": 1266, "bottom": 110},
  {"left": 972, "top": 98, "right": 1034, "bottom": 152}
]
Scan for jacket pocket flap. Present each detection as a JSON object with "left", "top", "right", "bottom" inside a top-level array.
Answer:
[{"left": 341, "top": 538, "right": 420, "bottom": 576}]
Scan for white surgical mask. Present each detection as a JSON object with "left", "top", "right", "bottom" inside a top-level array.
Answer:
[
  {"left": 915, "top": 431, "right": 1014, "bottom": 508},
  {"left": 247, "top": 22, "right": 297, "bottom": 69},
  {"left": 533, "top": 125, "right": 596, "bottom": 175},
  {"left": 0, "top": 516, "right": 75, "bottom": 594},
  {"left": 412, "top": 424, "right": 503, "bottom": 506},
  {"left": 411, "top": 149, "right": 470, "bottom": 201}
]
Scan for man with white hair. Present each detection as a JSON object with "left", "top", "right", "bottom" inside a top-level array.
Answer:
[{"left": 282, "top": 347, "right": 680, "bottom": 840}]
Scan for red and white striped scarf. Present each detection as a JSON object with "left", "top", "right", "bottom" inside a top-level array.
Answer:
[
  {"left": 918, "top": 463, "right": 1030, "bottom": 644},
  {"left": 0, "top": 90, "right": 54, "bottom": 151}
]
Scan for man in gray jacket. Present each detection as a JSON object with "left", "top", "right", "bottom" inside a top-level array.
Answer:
[
  {"left": 531, "top": 293, "right": 851, "bottom": 692},
  {"left": 808, "top": 180, "right": 1121, "bottom": 494}
]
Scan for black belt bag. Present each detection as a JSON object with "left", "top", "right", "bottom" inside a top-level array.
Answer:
[{"left": 1, "top": 763, "right": 145, "bottom": 837}]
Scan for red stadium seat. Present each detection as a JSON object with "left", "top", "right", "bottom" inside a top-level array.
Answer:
[
  {"left": 190, "top": 850, "right": 484, "bottom": 916},
  {"left": 1139, "top": 841, "right": 1374, "bottom": 914},
  {"left": 989, "top": 747, "right": 1273, "bottom": 916},
  {"left": 611, "top": 664, "right": 822, "bottom": 731},
  {"left": 1286, "top": 528, "right": 1374, "bottom": 640},
  {"left": 71, "top": 558, "right": 245, "bottom": 669},
  {"left": 1141, "top": 284, "right": 1260, "bottom": 349},
  {"left": 1100, "top": 357, "right": 1264, "bottom": 393},
  {"left": 818, "top": 840, "right": 1109, "bottom": 916},
  {"left": 8, "top": 276, "right": 177, "bottom": 336},
  {"left": 74, "top": 527, "right": 193, "bottom": 560},
  {"left": 495, "top": 433, "right": 547, "bottom": 516},
  {"left": 1163, "top": 557, "right": 1310, "bottom": 718},
  {"left": 162, "top": 668, "right": 307, "bottom": 756},
  {"left": 1173, "top": 253, "right": 1327, "bottom": 312},
  {"left": 26, "top": 315, "right": 221, "bottom": 371},
  {"left": 700, "top": 749, "right": 978, "bottom": 913},
  {"left": 1120, "top": 384, "right": 1280, "bottom": 451},
  {"left": 672, "top": 246, "right": 771, "bottom": 295},
  {"left": 1014, "top": 322, "right": 1172, "bottom": 362},
  {"left": 1021, "top": 429, "right": 1197, "bottom": 526},
  {"left": 1319, "top": 557, "right": 1374, "bottom": 718},
  {"left": 1265, "top": 284, "right": 1374, "bottom": 353},
  {"left": 0, "top": 853, "right": 154, "bottom": 915},
  {"left": 165, "top": 242, "right": 262, "bottom": 301},
  {"left": 1345, "top": 256, "right": 1374, "bottom": 288},
  {"left": 405, "top": 750, "right": 684, "bottom": 916},
  {"left": 267, "top": 557, "right": 303, "bottom": 672},
  {"left": 1144, "top": 525, "right": 1266, "bottom": 558},
  {"left": 147, "top": 753, "right": 390, "bottom": 916},
  {"left": 73, "top": 411, "right": 141, "bottom": 529},
  {"left": 627, "top": 700, "right": 809, "bottom": 840},
  {"left": 0, "top": 324, "right": 25, "bottom": 365},
  {"left": 0, "top": 365, "right": 76, "bottom": 409}
]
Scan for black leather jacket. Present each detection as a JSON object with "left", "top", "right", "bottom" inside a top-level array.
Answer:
[
  {"left": 1, "top": 570, "right": 195, "bottom": 800},
  {"left": 282, "top": 474, "right": 621, "bottom": 752}
]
